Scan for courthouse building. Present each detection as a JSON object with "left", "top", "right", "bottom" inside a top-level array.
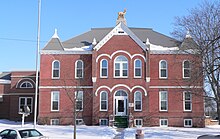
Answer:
[{"left": 38, "top": 12, "right": 204, "bottom": 127}]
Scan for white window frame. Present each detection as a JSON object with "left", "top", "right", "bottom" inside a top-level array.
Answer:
[
  {"left": 100, "top": 59, "right": 108, "bottom": 78},
  {"left": 76, "top": 91, "right": 83, "bottom": 111},
  {"left": 134, "top": 59, "right": 142, "bottom": 78},
  {"left": 159, "top": 60, "right": 168, "bottom": 79},
  {"left": 19, "top": 97, "right": 33, "bottom": 113},
  {"left": 183, "top": 91, "right": 192, "bottom": 111},
  {"left": 51, "top": 91, "right": 60, "bottom": 111},
  {"left": 184, "top": 119, "right": 192, "bottom": 127},
  {"left": 134, "top": 91, "right": 142, "bottom": 111},
  {"left": 183, "top": 60, "right": 191, "bottom": 79},
  {"left": 134, "top": 119, "right": 143, "bottom": 127},
  {"left": 76, "top": 119, "right": 84, "bottom": 125},
  {"left": 100, "top": 91, "right": 108, "bottom": 111},
  {"left": 114, "top": 56, "right": 128, "bottom": 78},
  {"left": 75, "top": 60, "right": 84, "bottom": 79},
  {"left": 159, "top": 91, "right": 168, "bottom": 111},
  {"left": 99, "top": 119, "right": 109, "bottom": 126},
  {"left": 20, "top": 81, "right": 33, "bottom": 88},
  {"left": 160, "top": 119, "right": 168, "bottom": 127},
  {"left": 50, "top": 119, "right": 59, "bottom": 125},
  {"left": 52, "top": 60, "right": 60, "bottom": 79}
]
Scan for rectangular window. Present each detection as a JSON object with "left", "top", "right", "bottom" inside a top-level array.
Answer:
[
  {"left": 76, "top": 119, "right": 84, "bottom": 125},
  {"left": 99, "top": 119, "right": 108, "bottom": 126},
  {"left": 159, "top": 91, "right": 168, "bottom": 111},
  {"left": 19, "top": 97, "right": 32, "bottom": 113},
  {"left": 50, "top": 119, "right": 59, "bottom": 125},
  {"left": 184, "top": 119, "right": 192, "bottom": 127},
  {"left": 76, "top": 91, "right": 83, "bottom": 111},
  {"left": 134, "top": 119, "right": 143, "bottom": 127},
  {"left": 184, "top": 92, "right": 192, "bottom": 111},
  {"left": 160, "top": 119, "right": 168, "bottom": 127},
  {"left": 51, "top": 91, "right": 59, "bottom": 111}
]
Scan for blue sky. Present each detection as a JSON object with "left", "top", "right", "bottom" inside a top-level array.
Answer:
[{"left": 0, "top": 0, "right": 211, "bottom": 71}]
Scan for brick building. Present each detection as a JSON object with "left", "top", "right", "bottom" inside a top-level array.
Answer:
[
  {"left": 39, "top": 16, "right": 204, "bottom": 127},
  {"left": 0, "top": 71, "right": 37, "bottom": 122}
]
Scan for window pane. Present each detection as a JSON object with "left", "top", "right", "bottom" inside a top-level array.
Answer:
[
  {"left": 102, "top": 60, "right": 107, "bottom": 68},
  {"left": 161, "top": 101, "right": 167, "bottom": 110},
  {"left": 185, "top": 92, "right": 191, "bottom": 100},
  {"left": 135, "top": 60, "right": 141, "bottom": 67},
  {"left": 54, "top": 61, "right": 59, "bottom": 68},
  {"left": 115, "top": 63, "right": 120, "bottom": 69},
  {"left": 76, "top": 101, "right": 82, "bottom": 110},
  {"left": 115, "top": 70, "right": 120, "bottom": 76},
  {"left": 184, "top": 69, "right": 190, "bottom": 77},
  {"left": 53, "top": 102, "right": 58, "bottom": 110},
  {"left": 102, "top": 69, "right": 107, "bottom": 76},
  {"left": 77, "top": 69, "right": 83, "bottom": 77},
  {"left": 53, "top": 70, "right": 59, "bottom": 77},
  {"left": 185, "top": 102, "right": 191, "bottom": 110},
  {"left": 122, "top": 70, "right": 128, "bottom": 76},
  {"left": 135, "top": 101, "right": 141, "bottom": 110},
  {"left": 101, "top": 92, "right": 107, "bottom": 100},
  {"left": 101, "top": 101, "right": 107, "bottom": 109},
  {"left": 161, "top": 70, "right": 167, "bottom": 77},
  {"left": 135, "top": 69, "right": 141, "bottom": 76},
  {"left": 184, "top": 61, "right": 190, "bottom": 68},
  {"left": 161, "top": 61, "right": 167, "bottom": 68},
  {"left": 77, "top": 61, "right": 83, "bottom": 68}
]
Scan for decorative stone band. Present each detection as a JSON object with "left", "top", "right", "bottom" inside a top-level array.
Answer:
[
  {"left": 149, "top": 86, "right": 203, "bottom": 89},
  {"left": 94, "top": 84, "right": 147, "bottom": 96}
]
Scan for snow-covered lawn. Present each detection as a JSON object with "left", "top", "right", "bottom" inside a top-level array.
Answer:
[{"left": 0, "top": 119, "right": 220, "bottom": 139}]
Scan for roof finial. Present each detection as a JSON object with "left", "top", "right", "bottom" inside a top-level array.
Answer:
[
  {"left": 116, "top": 9, "right": 127, "bottom": 25},
  {"left": 52, "top": 28, "right": 59, "bottom": 38},
  {"left": 186, "top": 30, "right": 192, "bottom": 38},
  {"left": 145, "top": 38, "right": 150, "bottom": 46},
  {"left": 92, "top": 38, "right": 97, "bottom": 45}
]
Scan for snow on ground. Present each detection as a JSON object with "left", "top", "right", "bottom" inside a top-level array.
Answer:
[{"left": 0, "top": 119, "right": 220, "bottom": 139}]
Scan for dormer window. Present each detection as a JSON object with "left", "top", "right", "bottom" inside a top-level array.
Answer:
[{"left": 20, "top": 81, "right": 33, "bottom": 88}]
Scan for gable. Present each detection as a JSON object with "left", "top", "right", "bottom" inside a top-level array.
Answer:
[{"left": 93, "top": 22, "right": 148, "bottom": 51}]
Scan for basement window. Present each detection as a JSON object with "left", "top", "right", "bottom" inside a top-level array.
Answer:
[{"left": 0, "top": 95, "right": 3, "bottom": 102}]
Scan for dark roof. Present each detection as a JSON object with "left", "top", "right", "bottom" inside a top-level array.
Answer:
[
  {"left": 43, "top": 27, "right": 181, "bottom": 50},
  {"left": 180, "top": 37, "right": 199, "bottom": 50},
  {"left": 43, "top": 37, "right": 64, "bottom": 50},
  {"left": 0, "top": 72, "right": 11, "bottom": 80}
]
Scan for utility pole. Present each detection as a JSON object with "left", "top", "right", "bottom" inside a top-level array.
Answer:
[{"left": 34, "top": 0, "right": 41, "bottom": 128}]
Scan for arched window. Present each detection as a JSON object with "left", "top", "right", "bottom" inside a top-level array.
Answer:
[
  {"left": 159, "top": 60, "right": 167, "bottom": 78},
  {"left": 100, "top": 91, "right": 108, "bottom": 111},
  {"left": 114, "top": 56, "right": 128, "bottom": 78},
  {"left": 75, "top": 60, "right": 84, "bottom": 78},
  {"left": 134, "top": 59, "right": 142, "bottom": 78},
  {"left": 183, "top": 60, "right": 191, "bottom": 78},
  {"left": 20, "top": 81, "right": 33, "bottom": 88},
  {"left": 52, "top": 60, "right": 60, "bottom": 79},
  {"left": 100, "top": 59, "right": 108, "bottom": 78},
  {"left": 134, "top": 91, "right": 142, "bottom": 111}
]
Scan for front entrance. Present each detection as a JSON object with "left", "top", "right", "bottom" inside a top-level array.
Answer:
[{"left": 114, "top": 90, "right": 128, "bottom": 116}]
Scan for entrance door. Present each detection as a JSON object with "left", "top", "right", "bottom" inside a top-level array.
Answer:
[{"left": 114, "top": 90, "right": 128, "bottom": 116}]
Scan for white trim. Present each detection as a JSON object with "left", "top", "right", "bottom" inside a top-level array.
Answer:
[
  {"left": 182, "top": 60, "right": 191, "bottom": 79},
  {"left": 75, "top": 60, "right": 84, "bottom": 79},
  {"left": 52, "top": 60, "right": 60, "bottom": 79},
  {"left": 134, "top": 119, "right": 143, "bottom": 127},
  {"left": 51, "top": 91, "right": 60, "bottom": 111},
  {"left": 92, "top": 77, "right": 97, "bottom": 83},
  {"left": 95, "top": 84, "right": 147, "bottom": 96},
  {"left": 184, "top": 119, "right": 193, "bottom": 127},
  {"left": 93, "top": 22, "right": 147, "bottom": 51},
  {"left": 150, "top": 50, "right": 197, "bottom": 54},
  {"left": 114, "top": 55, "right": 128, "bottom": 78},
  {"left": 100, "top": 59, "right": 108, "bottom": 78},
  {"left": 160, "top": 119, "right": 168, "bottom": 127},
  {"left": 50, "top": 119, "right": 60, "bottom": 125},
  {"left": 159, "top": 60, "right": 168, "bottom": 79},
  {"left": 11, "top": 76, "right": 36, "bottom": 78},
  {"left": 134, "top": 91, "right": 142, "bottom": 111},
  {"left": 0, "top": 79, "right": 11, "bottom": 84},
  {"left": 99, "top": 119, "right": 109, "bottom": 126},
  {"left": 183, "top": 91, "right": 192, "bottom": 112},
  {"left": 134, "top": 59, "right": 142, "bottom": 78},
  {"left": 3, "top": 93, "right": 35, "bottom": 96},
  {"left": 16, "top": 78, "right": 35, "bottom": 88},
  {"left": 39, "top": 86, "right": 93, "bottom": 89},
  {"left": 40, "top": 50, "right": 92, "bottom": 55},
  {"left": 100, "top": 91, "right": 108, "bottom": 111},
  {"left": 159, "top": 91, "right": 168, "bottom": 111},
  {"left": 19, "top": 97, "right": 33, "bottom": 113},
  {"left": 76, "top": 91, "right": 83, "bottom": 111},
  {"left": 95, "top": 50, "right": 146, "bottom": 63},
  {"left": 149, "top": 86, "right": 203, "bottom": 89}
]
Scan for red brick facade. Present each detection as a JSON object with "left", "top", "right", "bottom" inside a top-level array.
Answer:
[{"left": 38, "top": 23, "right": 204, "bottom": 127}]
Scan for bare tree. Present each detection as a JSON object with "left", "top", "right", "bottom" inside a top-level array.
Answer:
[{"left": 172, "top": 1, "right": 220, "bottom": 123}]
